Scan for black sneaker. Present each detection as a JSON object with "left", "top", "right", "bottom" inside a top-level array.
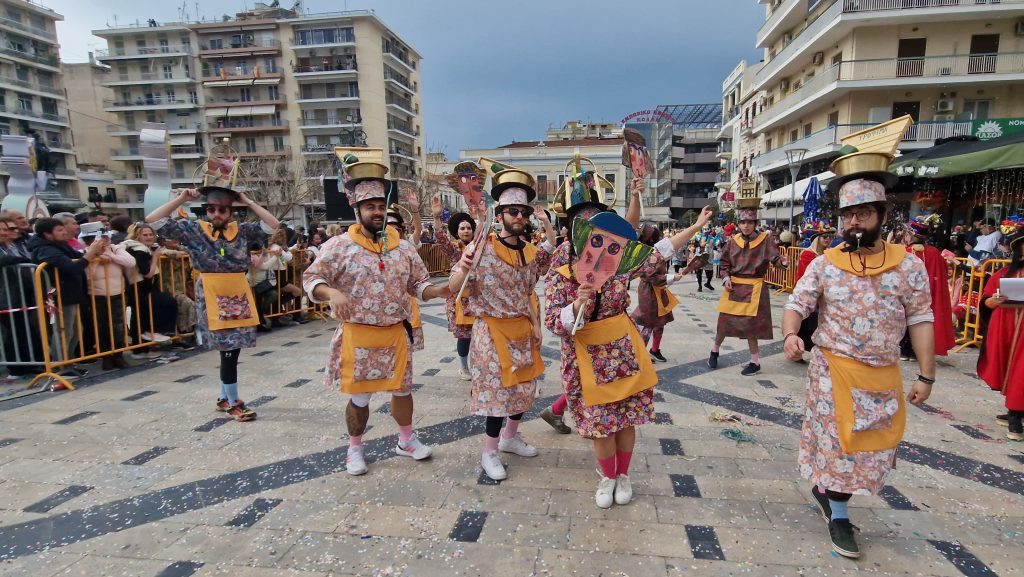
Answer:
[
  {"left": 811, "top": 486, "right": 831, "bottom": 522},
  {"left": 996, "top": 413, "right": 1010, "bottom": 427},
  {"left": 697, "top": 286, "right": 703, "bottom": 293},
  {"left": 1008, "top": 412, "right": 1023, "bottom": 442},
  {"left": 650, "top": 350, "right": 667, "bottom": 363},
  {"left": 705, "top": 282, "right": 714, "bottom": 291},
  {"left": 707, "top": 351, "right": 719, "bottom": 369},
  {"left": 740, "top": 363, "right": 761, "bottom": 376},
  {"left": 828, "top": 519, "right": 861, "bottom": 559}
]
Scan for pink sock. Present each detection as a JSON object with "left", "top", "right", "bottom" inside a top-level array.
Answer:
[
  {"left": 651, "top": 332, "right": 663, "bottom": 352},
  {"left": 615, "top": 450, "right": 633, "bottom": 476},
  {"left": 484, "top": 434, "right": 499, "bottom": 453},
  {"left": 751, "top": 353, "right": 760, "bottom": 365},
  {"left": 398, "top": 425, "right": 413, "bottom": 444},
  {"left": 597, "top": 455, "right": 617, "bottom": 479},
  {"left": 349, "top": 435, "right": 363, "bottom": 447},
  {"left": 502, "top": 418, "right": 520, "bottom": 439},
  {"left": 551, "top": 394, "right": 567, "bottom": 416},
  {"left": 711, "top": 343, "right": 721, "bottom": 353}
]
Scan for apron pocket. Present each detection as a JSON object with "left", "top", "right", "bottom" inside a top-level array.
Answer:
[
  {"left": 586, "top": 335, "right": 641, "bottom": 385},
  {"left": 851, "top": 388, "right": 900, "bottom": 432},
  {"left": 508, "top": 337, "right": 534, "bottom": 373},
  {"left": 216, "top": 294, "right": 254, "bottom": 322},
  {"left": 353, "top": 345, "right": 398, "bottom": 382}
]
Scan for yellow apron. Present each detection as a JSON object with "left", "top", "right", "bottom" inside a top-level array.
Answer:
[
  {"left": 820, "top": 349, "right": 906, "bottom": 454},
  {"left": 454, "top": 298, "right": 475, "bottom": 325},
  {"left": 654, "top": 285, "right": 679, "bottom": 317},
  {"left": 339, "top": 322, "right": 409, "bottom": 394},
  {"left": 199, "top": 272, "right": 260, "bottom": 330},
  {"left": 717, "top": 276, "right": 763, "bottom": 317},
  {"left": 530, "top": 292, "right": 540, "bottom": 319},
  {"left": 481, "top": 316, "right": 544, "bottom": 387},
  {"left": 574, "top": 313, "right": 658, "bottom": 407},
  {"left": 409, "top": 297, "right": 422, "bottom": 329}
]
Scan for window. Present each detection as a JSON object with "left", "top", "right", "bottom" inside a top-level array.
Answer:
[
  {"left": 235, "top": 61, "right": 248, "bottom": 75},
  {"left": 267, "top": 85, "right": 279, "bottom": 100},
  {"left": 14, "top": 65, "right": 28, "bottom": 81},
  {"left": 272, "top": 136, "right": 284, "bottom": 151},
  {"left": 831, "top": 52, "right": 842, "bottom": 67},
  {"left": 962, "top": 100, "right": 991, "bottom": 120},
  {"left": 173, "top": 160, "right": 185, "bottom": 178},
  {"left": 16, "top": 93, "right": 31, "bottom": 111},
  {"left": 803, "top": 123, "right": 812, "bottom": 138},
  {"left": 790, "top": 129, "right": 799, "bottom": 143},
  {"left": 159, "top": 39, "right": 169, "bottom": 53},
  {"left": 165, "top": 89, "right": 176, "bottom": 102},
  {"left": 162, "top": 64, "right": 173, "bottom": 79},
  {"left": 239, "top": 87, "right": 251, "bottom": 102},
  {"left": 231, "top": 34, "right": 244, "bottom": 48},
  {"left": 264, "top": 58, "right": 276, "bottom": 73},
  {"left": 897, "top": 38, "right": 926, "bottom": 77},
  {"left": 244, "top": 138, "right": 256, "bottom": 153},
  {"left": 208, "top": 38, "right": 223, "bottom": 49},
  {"left": 827, "top": 111, "right": 839, "bottom": 127}
]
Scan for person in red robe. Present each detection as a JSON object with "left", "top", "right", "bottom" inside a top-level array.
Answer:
[
  {"left": 899, "top": 216, "right": 956, "bottom": 358},
  {"left": 977, "top": 231, "right": 1024, "bottom": 441}
]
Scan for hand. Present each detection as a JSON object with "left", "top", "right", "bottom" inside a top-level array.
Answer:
[
  {"left": 535, "top": 208, "right": 550, "bottom": 225},
  {"left": 780, "top": 256, "right": 789, "bottom": 268},
  {"left": 457, "top": 242, "right": 476, "bottom": 272},
  {"left": 575, "top": 282, "right": 595, "bottom": 306},
  {"left": 989, "top": 294, "right": 1008, "bottom": 308},
  {"left": 723, "top": 277, "right": 733, "bottom": 291},
  {"left": 906, "top": 380, "right": 932, "bottom": 405},
  {"left": 630, "top": 177, "right": 644, "bottom": 198},
  {"left": 178, "top": 188, "right": 200, "bottom": 201},
  {"left": 431, "top": 196, "right": 442, "bottom": 218},
  {"left": 784, "top": 333, "right": 805, "bottom": 361},
  {"left": 269, "top": 245, "right": 283, "bottom": 257},
  {"left": 696, "top": 205, "right": 713, "bottom": 226},
  {"left": 237, "top": 191, "right": 252, "bottom": 206},
  {"left": 327, "top": 289, "right": 350, "bottom": 321},
  {"left": 405, "top": 187, "right": 419, "bottom": 208}
]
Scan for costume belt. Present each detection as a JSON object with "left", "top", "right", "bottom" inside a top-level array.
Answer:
[
  {"left": 653, "top": 286, "right": 679, "bottom": 317},
  {"left": 198, "top": 272, "right": 259, "bottom": 330}
]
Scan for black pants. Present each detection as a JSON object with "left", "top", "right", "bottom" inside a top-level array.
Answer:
[
  {"left": 128, "top": 282, "right": 177, "bottom": 336},
  {"left": 93, "top": 294, "right": 126, "bottom": 351}
]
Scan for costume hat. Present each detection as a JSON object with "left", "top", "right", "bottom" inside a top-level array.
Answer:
[
  {"left": 906, "top": 214, "right": 943, "bottom": 237},
  {"left": 491, "top": 167, "right": 536, "bottom": 204},
  {"left": 738, "top": 207, "right": 758, "bottom": 221},
  {"left": 550, "top": 154, "right": 616, "bottom": 218},
  {"left": 827, "top": 116, "right": 912, "bottom": 199},
  {"left": 343, "top": 161, "right": 394, "bottom": 206},
  {"left": 801, "top": 221, "right": 835, "bottom": 240},
  {"left": 447, "top": 212, "right": 475, "bottom": 238}
]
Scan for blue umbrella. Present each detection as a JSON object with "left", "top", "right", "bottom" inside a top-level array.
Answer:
[{"left": 802, "top": 176, "right": 823, "bottom": 225}]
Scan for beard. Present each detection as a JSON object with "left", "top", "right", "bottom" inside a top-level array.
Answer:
[
  {"left": 842, "top": 221, "right": 882, "bottom": 251},
  {"left": 501, "top": 215, "right": 526, "bottom": 237},
  {"left": 359, "top": 213, "right": 385, "bottom": 235}
]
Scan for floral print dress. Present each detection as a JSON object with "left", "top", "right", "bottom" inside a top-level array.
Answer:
[
  {"left": 463, "top": 235, "right": 553, "bottom": 417},
  {"left": 434, "top": 229, "right": 473, "bottom": 339},
  {"left": 153, "top": 218, "right": 271, "bottom": 351},
  {"left": 785, "top": 250, "right": 932, "bottom": 494},
  {"left": 544, "top": 241, "right": 673, "bottom": 439},
  {"left": 302, "top": 230, "right": 432, "bottom": 393}
]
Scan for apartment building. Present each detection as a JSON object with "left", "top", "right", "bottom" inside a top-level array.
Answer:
[
  {"left": 92, "top": 6, "right": 423, "bottom": 223},
  {"left": 546, "top": 120, "right": 622, "bottom": 141},
  {"left": 746, "top": 0, "right": 1024, "bottom": 190},
  {"left": 0, "top": 0, "right": 78, "bottom": 209}
]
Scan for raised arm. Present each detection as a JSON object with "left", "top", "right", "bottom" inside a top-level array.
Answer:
[
  {"left": 147, "top": 188, "right": 198, "bottom": 223},
  {"left": 624, "top": 177, "right": 643, "bottom": 229},
  {"left": 666, "top": 206, "right": 714, "bottom": 252},
  {"left": 238, "top": 191, "right": 279, "bottom": 231}
]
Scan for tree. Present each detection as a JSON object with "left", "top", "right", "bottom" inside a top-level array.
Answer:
[{"left": 236, "top": 153, "right": 334, "bottom": 222}]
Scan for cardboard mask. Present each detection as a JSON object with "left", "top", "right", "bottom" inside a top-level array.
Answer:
[
  {"left": 445, "top": 161, "right": 486, "bottom": 209},
  {"left": 622, "top": 128, "right": 651, "bottom": 179},
  {"left": 572, "top": 212, "right": 653, "bottom": 289}
]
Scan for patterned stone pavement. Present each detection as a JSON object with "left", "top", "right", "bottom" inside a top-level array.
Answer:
[{"left": 0, "top": 275, "right": 1021, "bottom": 577}]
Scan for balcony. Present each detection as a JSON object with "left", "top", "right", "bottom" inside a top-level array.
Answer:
[
  {"left": 291, "top": 62, "right": 358, "bottom": 78},
  {"left": 0, "top": 104, "right": 68, "bottom": 125},
  {"left": 755, "top": 0, "right": 1024, "bottom": 91},
  {"left": 105, "top": 72, "right": 196, "bottom": 86},
  {"left": 389, "top": 149, "right": 419, "bottom": 163},
  {"left": 295, "top": 90, "right": 358, "bottom": 104},
  {"left": 110, "top": 147, "right": 143, "bottom": 160},
  {"left": 385, "top": 96, "right": 417, "bottom": 116},
  {"left": 384, "top": 71, "right": 416, "bottom": 95},
  {"left": 299, "top": 118, "right": 360, "bottom": 130},
  {"left": 200, "top": 68, "right": 283, "bottom": 83},
  {"left": 0, "top": 46, "right": 58, "bottom": 69},
  {"left": 95, "top": 44, "right": 194, "bottom": 60},
  {"left": 0, "top": 16, "right": 57, "bottom": 42},
  {"left": 170, "top": 145, "right": 205, "bottom": 158},
  {"left": 208, "top": 119, "right": 289, "bottom": 133},
  {"left": 384, "top": 48, "right": 415, "bottom": 73},
  {"left": 0, "top": 74, "right": 62, "bottom": 96},
  {"left": 198, "top": 39, "right": 280, "bottom": 57},
  {"left": 234, "top": 145, "right": 292, "bottom": 158},
  {"left": 289, "top": 33, "right": 356, "bottom": 51},
  {"left": 670, "top": 170, "right": 719, "bottom": 183},
  {"left": 754, "top": 52, "right": 1024, "bottom": 132},
  {"left": 387, "top": 119, "right": 418, "bottom": 141},
  {"left": 106, "top": 122, "right": 204, "bottom": 135},
  {"left": 103, "top": 96, "right": 199, "bottom": 111},
  {"left": 302, "top": 143, "right": 336, "bottom": 155},
  {"left": 757, "top": 0, "right": 804, "bottom": 49}
]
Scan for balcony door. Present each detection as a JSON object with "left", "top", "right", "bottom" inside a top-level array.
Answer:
[
  {"left": 897, "top": 38, "right": 926, "bottom": 77},
  {"left": 969, "top": 34, "right": 999, "bottom": 74},
  {"left": 892, "top": 101, "right": 920, "bottom": 122}
]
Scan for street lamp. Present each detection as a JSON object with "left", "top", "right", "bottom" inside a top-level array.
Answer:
[
  {"left": 339, "top": 114, "right": 367, "bottom": 147},
  {"left": 785, "top": 148, "right": 807, "bottom": 231}
]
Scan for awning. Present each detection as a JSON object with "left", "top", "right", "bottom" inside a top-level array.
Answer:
[
  {"left": 249, "top": 104, "right": 276, "bottom": 116},
  {"left": 227, "top": 107, "right": 251, "bottom": 117},
  {"left": 758, "top": 205, "right": 805, "bottom": 222},
  {"left": 890, "top": 131, "right": 1024, "bottom": 178},
  {"left": 253, "top": 78, "right": 280, "bottom": 85},
  {"left": 202, "top": 80, "right": 229, "bottom": 87},
  {"left": 169, "top": 134, "right": 194, "bottom": 146},
  {"left": 204, "top": 107, "right": 228, "bottom": 117},
  {"left": 762, "top": 171, "right": 834, "bottom": 205},
  {"left": 227, "top": 79, "right": 253, "bottom": 86}
]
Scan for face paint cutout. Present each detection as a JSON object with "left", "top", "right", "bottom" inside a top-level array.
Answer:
[
  {"left": 572, "top": 213, "right": 653, "bottom": 290},
  {"left": 445, "top": 161, "right": 486, "bottom": 209}
]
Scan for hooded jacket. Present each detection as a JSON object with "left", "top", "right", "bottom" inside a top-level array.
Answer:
[{"left": 28, "top": 236, "right": 89, "bottom": 306}]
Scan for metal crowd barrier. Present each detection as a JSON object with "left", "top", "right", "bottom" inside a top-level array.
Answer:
[
  {"left": 418, "top": 244, "right": 452, "bottom": 277},
  {"left": 763, "top": 246, "right": 805, "bottom": 293},
  {"left": 954, "top": 257, "right": 1009, "bottom": 352}
]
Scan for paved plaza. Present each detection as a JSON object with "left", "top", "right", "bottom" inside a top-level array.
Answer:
[{"left": 0, "top": 276, "right": 1021, "bottom": 577}]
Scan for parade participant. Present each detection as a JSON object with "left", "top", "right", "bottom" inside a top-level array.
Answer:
[
  {"left": 545, "top": 206, "right": 713, "bottom": 508},
  {"left": 707, "top": 206, "right": 787, "bottom": 376},
  {"left": 793, "top": 222, "right": 835, "bottom": 356},
  {"left": 448, "top": 166, "right": 556, "bottom": 481},
  {"left": 432, "top": 197, "right": 478, "bottom": 381},
  {"left": 303, "top": 160, "right": 450, "bottom": 476},
  {"left": 900, "top": 215, "right": 956, "bottom": 359},
  {"left": 537, "top": 174, "right": 644, "bottom": 434},
  {"left": 782, "top": 156, "right": 935, "bottom": 559},
  {"left": 147, "top": 184, "right": 279, "bottom": 422},
  {"left": 977, "top": 231, "right": 1024, "bottom": 441},
  {"left": 690, "top": 225, "right": 716, "bottom": 292},
  {"left": 631, "top": 224, "right": 680, "bottom": 362}
]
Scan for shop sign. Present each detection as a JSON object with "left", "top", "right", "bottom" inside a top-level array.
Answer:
[
  {"left": 972, "top": 118, "right": 1024, "bottom": 141},
  {"left": 620, "top": 109, "right": 676, "bottom": 125}
]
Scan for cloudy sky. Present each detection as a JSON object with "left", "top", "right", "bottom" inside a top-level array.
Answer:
[{"left": 51, "top": 0, "right": 765, "bottom": 154}]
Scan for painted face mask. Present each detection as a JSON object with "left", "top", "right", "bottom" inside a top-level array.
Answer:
[
  {"left": 572, "top": 212, "right": 653, "bottom": 289},
  {"left": 446, "top": 161, "right": 486, "bottom": 209}
]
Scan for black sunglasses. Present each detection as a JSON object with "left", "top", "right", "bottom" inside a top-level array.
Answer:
[
  {"left": 206, "top": 205, "right": 232, "bottom": 215},
  {"left": 502, "top": 207, "right": 531, "bottom": 218}
]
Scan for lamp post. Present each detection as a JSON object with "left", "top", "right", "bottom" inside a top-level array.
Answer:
[
  {"left": 339, "top": 114, "right": 367, "bottom": 147},
  {"left": 785, "top": 148, "right": 807, "bottom": 231}
]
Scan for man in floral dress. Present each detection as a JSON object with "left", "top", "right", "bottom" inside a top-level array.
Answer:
[
  {"left": 782, "top": 171, "right": 935, "bottom": 559},
  {"left": 303, "top": 161, "right": 450, "bottom": 476},
  {"left": 448, "top": 167, "right": 556, "bottom": 481}
]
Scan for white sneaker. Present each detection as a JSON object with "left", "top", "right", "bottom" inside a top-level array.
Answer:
[
  {"left": 498, "top": 433, "right": 538, "bottom": 457},
  {"left": 395, "top": 434, "right": 433, "bottom": 460},
  {"left": 458, "top": 367, "right": 471, "bottom": 381},
  {"left": 614, "top": 474, "right": 633, "bottom": 505},
  {"left": 481, "top": 451, "right": 507, "bottom": 480},
  {"left": 346, "top": 445, "right": 367, "bottom": 476},
  {"left": 141, "top": 331, "right": 171, "bottom": 343},
  {"left": 595, "top": 475, "right": 616, "bottom": 509}
]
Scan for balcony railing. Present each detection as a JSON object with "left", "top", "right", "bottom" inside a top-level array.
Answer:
[
  {"left": 209, "top": 119, "right": 288, "bottom": 130},
  {"left": 111, "top": 147, "right": 141, "bottom": 157},
  {"left": 0, "top": 46, "right": 58, "bottom": 67},
  {"left": 290, "top": 32, "right": 356, "bottom": 47},
  {"left": 0, "top": 16, "right": 56, "bottom": 41},
  {"left": 384, "top": 71, "right": 416, "bottom": 92},
  {"left": 0, "top": 74, "right": 61, "bottom": 95},
  {"left": 95, "top": 45, "right": 194, "bottom": 59},
  {"left": 199, "top": 39, "right": 280, "bottom": 51},
  {"left": 291, "top": 63, "right": 357, "bottom": 74},
  {"left": 758, "top": 0, "right": 802, "bottom": 47},
  {"left": 104, "top": 95, "right": 198, "bottom": 107},
  {"left": 0, "top": 104, "right": 67, "bottom": 123},
  {"left": 111, "top": 72, "right": 195, "bottom": 83},
  {"left": 387, "top": 119, "right": 418, "bottom": 135},
  {"left": 756, "top": 0, "right": 841, "bottom": 87},
  {"left": 299, "top": 118, "right": 359, "bottom": 127},
  {"left": 170, "top": 146, "right": 205, "bottom": 155},
  {"left": 843, "top": 0, "right": 1024, "bottom": 13},
  {"left": 302, "top": 143, "right": 336, "bottom": 153},
  {"left": 756, "top": 52, "right": 1024, "bottom": 130},
  {"left": 384, "top": 48, "right": 415, "bottom": 70},
  {"left": 386, "top": 96, "right": 415, "bottom": 113},
  {"left": 106, "top": 122, "right": 205, "bottom": 134},
  {"left": 295, "top": 90, "right": 356, "bottom": 101}
]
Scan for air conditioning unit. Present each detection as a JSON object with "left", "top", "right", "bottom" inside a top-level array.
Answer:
[
  {"left": 779, "top": 79, "right": 790, "bottom": 93},
  {"left": 813, "top": 51, "right": 824, "bottom": 65},
  {"left": 1015, "top": 19, "right": 1024, "bottom": 36},
  {"left": 936, "top": 98, "right": 956, "bottom": 112},
  {"left": 934, "top": 114, "right": 955, "bottom": 122}
]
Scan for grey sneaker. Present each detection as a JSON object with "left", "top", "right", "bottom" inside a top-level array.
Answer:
[
  {"left": 498, "top": 433, "right": 538, "bottom": 457},
  {"left": 828, "top": 519, "right": 861, "bottom": 559},
  {"left": 540, "top": 407, "right": 571, "bottom": 434}
]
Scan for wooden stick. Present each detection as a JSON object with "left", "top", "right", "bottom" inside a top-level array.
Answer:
[{"left": 571, "top": 299, "right": 588, "bottom": 335}]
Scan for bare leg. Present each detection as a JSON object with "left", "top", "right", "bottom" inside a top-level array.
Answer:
[
  {"left": 748, "top": 339, "right": 759, "bottom": 355},
  {"left": 391, "top": 394, "right": 413, "bottom": 427},
  {"left": 593, "top": 435, "right": 617, "bottom": 460},
  {"left": 614, "top": 426, "right": 636, "bottom": 454},
  {"left": 714, "top": 333, "right": 726, "bottom": 348},
  {"left": 346, "top": 401, "right": 369, "bottom": 436}
]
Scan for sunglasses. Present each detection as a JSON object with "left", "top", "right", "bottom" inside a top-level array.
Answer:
[
  {"left": 502, "top": 207, "right": 531, "bottom": 218},
  {"left": 738, "top": 220, "right": 756, "bottom": 225},
  {"left": 206, "top": 205, "right": 232, "bottom": 215}
]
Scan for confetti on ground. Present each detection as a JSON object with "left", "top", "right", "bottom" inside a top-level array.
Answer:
[{"left": 720, "top": 428, "right": 756, "bottom": 443}]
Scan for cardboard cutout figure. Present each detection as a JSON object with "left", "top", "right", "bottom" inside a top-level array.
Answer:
[
  {"left": 622, "top": 128, "right": 651, "bottom": 179},
  {"left": 445, "top": 161, "right": 486, "bottom": 209}
]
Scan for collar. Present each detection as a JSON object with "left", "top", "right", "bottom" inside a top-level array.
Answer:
[
  {"left": 731, "top": 231, "right": 767, "bottom": 250},
  {"left": 490, "top": 233, "right": 536, "bottom": 267},
  {"left": 348, "top": 224, "right": 400, "bottom": 253},
  {"left": 198, "top": 220, "right": 239, "bottom": 242},
  {"left": 825, "top": 242, "right": 906, "bottom": 277}
]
